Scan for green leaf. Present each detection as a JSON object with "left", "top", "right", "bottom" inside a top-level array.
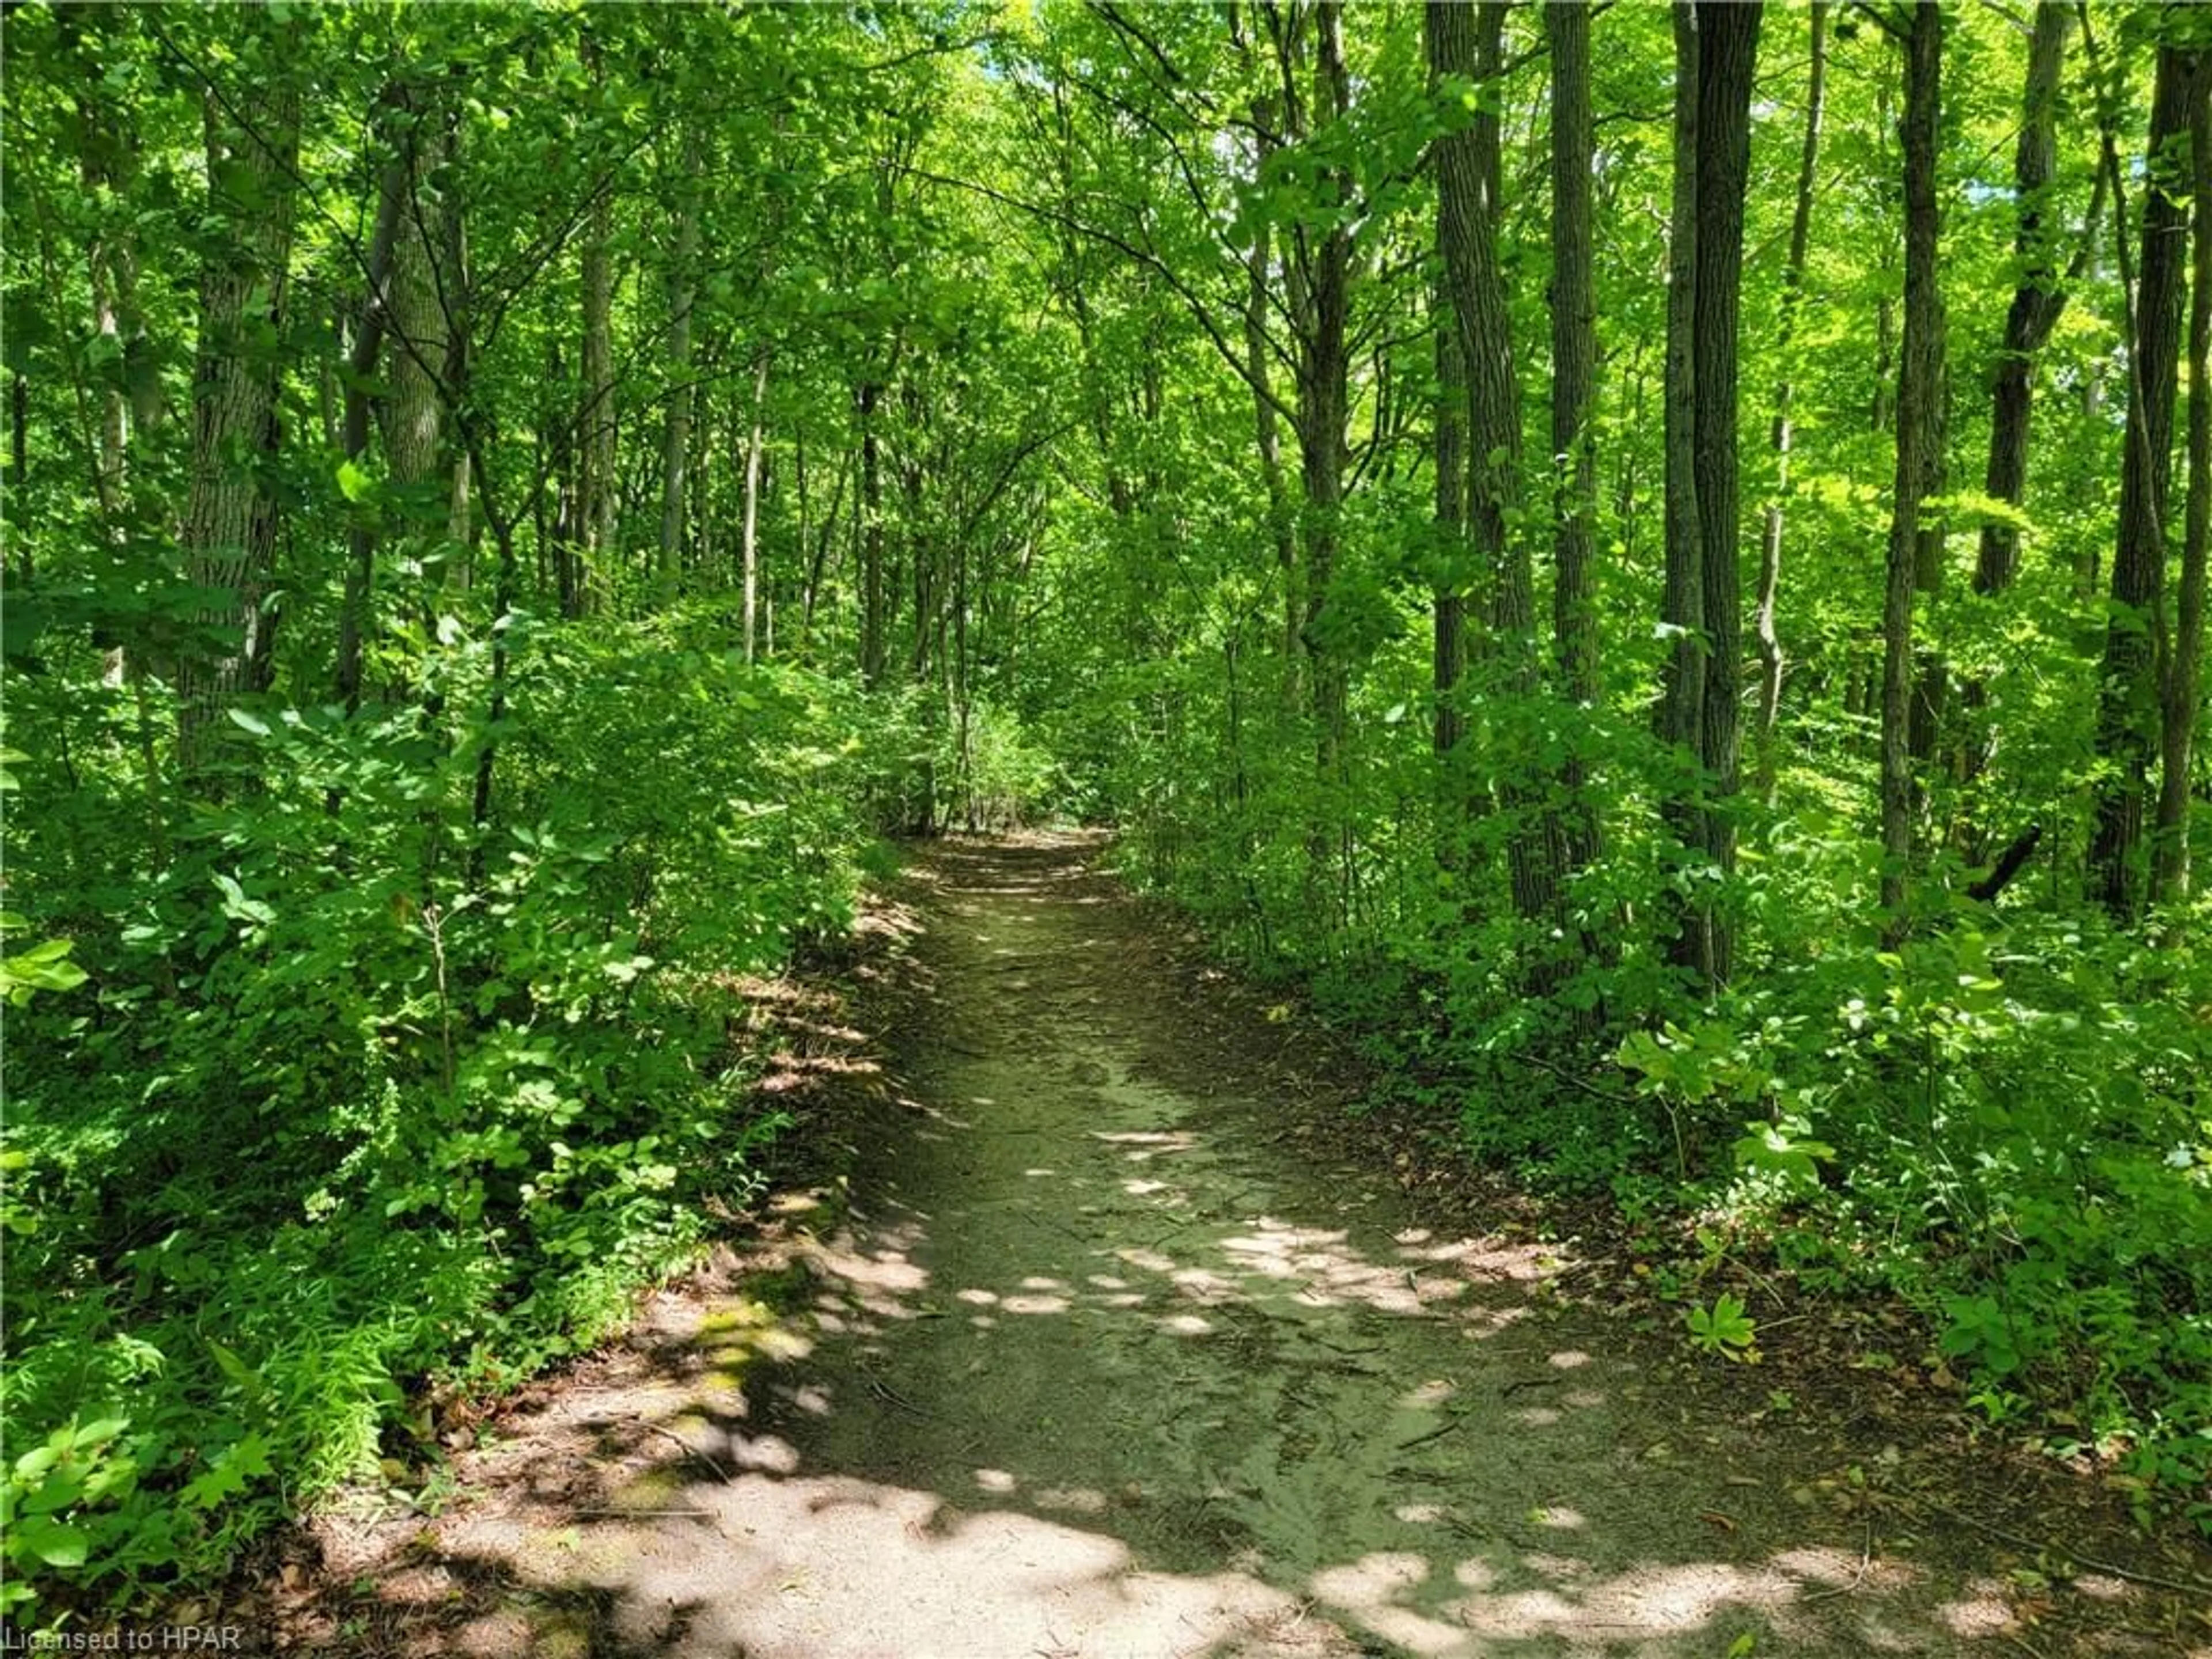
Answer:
[
  {"left": 14, "top": 1516, "right": 88, "bottom": 1568},
  {"left": 337, "top": 457, "right": 374, "bottom": 503}
]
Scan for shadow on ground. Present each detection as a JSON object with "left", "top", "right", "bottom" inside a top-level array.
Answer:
[{"left": 263, "top": 835, "right": 2203, "bottom": 1658}]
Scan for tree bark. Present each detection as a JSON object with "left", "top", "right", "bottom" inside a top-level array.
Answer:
[
  {"left": 1881, "top": 1, "right": 1945, "bottom": 938},
  {"left": 741, "top": 348, "right": 772, "bottom": 664},
  {"left": 858, "top": 378, "right": 886, "bottom": 688},
  {"left": 2152, "top": 55, "right": 2211, "bottom": 903},
  {"left": 1688, "top": 0, "right": 1760, "bottom": 987},
  {"left": 2090, "top": 41, "right": 2204, "bottom": 919},
  {"left": 657, "top": 126, "right": 703, "bottom": 608},
  {"left": 1430, "top": 0, "right": 1558, "bottom": 933},
  {"left": 1753, "top": 1, "right": 1827, "bottom": 795},
  {"left": 1975, "top": 2, "right": 2075, "bottom": 598},
  {"left": 176, "top": 7, "right": 301, "bottom": 770}
]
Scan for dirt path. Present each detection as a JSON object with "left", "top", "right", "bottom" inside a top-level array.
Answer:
[{"left": 271, "top": 836, "right": 2207, "bottom": 1658}]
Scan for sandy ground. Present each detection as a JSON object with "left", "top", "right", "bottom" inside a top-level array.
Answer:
[{"left": 259, "top": 834, "right": 2211, "bottom": 1658}]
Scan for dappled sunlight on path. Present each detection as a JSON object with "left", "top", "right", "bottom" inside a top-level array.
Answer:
[{"left": 287, "top": 835, "right": 2166, "bottom": 1658}]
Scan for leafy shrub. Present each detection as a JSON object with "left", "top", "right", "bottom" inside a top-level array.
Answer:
[{"left": 1, "top": 612, "right": 879, "bottom": 1622}]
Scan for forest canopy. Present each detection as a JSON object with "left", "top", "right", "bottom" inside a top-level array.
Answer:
[{"left": 3, "top": 0, "right": 2211, "bottom": 1620}]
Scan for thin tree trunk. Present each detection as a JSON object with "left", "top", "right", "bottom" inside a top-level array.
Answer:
[
  {"left": 1548, "top": 0, "right": 1602, "bottom": 880},
  {"left": 1881, "top": 2, "right": 1945, "bottom": 938},
  {"left": 2153, "top": 84, "right": 2211, "bottom": 903},
  {"left": 657, "top": 127, "right": 703, "bottom": 608},
  {"left": 1755, "top": 1, "right": 1827, "bottom": 796},
  {"left": 740, "top": 348, "right": 771, "bottom": 663},
  {"left": 858, "top": 380, "right": 885, "bottom": 688}
]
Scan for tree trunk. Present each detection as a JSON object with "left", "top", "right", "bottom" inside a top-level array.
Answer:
[
  {"left": 2090, "top": 41, "right": 2203, "bottom": 919},
  {"left": 1433, "top": 290, "right": 1467, "bottom": 764},
  {"left": 1548, "top": 0, "right": 1602, "bottom": 880},
  {"left": 577, "top": 33, "right": 616, "bottom": 618},
  {"left": 1753, "top": 1, "right": 1827, "bottom": 795},
  {"left": 1975, "top": 2, "right": 2075, "bottom": 598},
  {"left": 1299, "top": 0, "right": 1352, "bottom": 824},
  {"left": 1430, "top": 0, "right": 1558, "bottom": 934},
  {"left": 335, "top": 94, "right": 411, "bottom": 709},
  {"left": 740, "top": 348, "right": 771, "bottom": 663},
  {"left": 1881, "top": 1, "right": 1945, "bottom": 938},
  {"left": 1688, "top": 0, "right": 1760, "bottom": 987},
  {"left": 176, "top": 10, "right": 301, "bottom": 771},
  {"left": 858, "top": 380, "right": 886, "bottom": 688},
  {"left": 2153, "top": 82, "right": 2211, "bottom": 903},
  {"left": 656, "top": 127, "right": 703, "bottom": 608}
]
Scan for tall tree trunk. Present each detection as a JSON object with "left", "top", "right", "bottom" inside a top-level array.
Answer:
[
  {"left": 1881, "top": 2, "right": 1945, "bottom": 937},
  {"left": 741, "top": 348, "right": 772, "bottom": 664},
  {"left": 1976, "top": 2, "right": 2075, "bottom": 598},
  {"left": 176, "top": 10, "right": 301, "bottom": 771},
  {"left": 858, "top": 379, "right": 886, "bottom": 688},
  {"left": 2095, "top": 41, "right": 2207, "bottom": 916},
  {"left": 1299, "top": 0, "right": 1353, "bottom": 836},
  {"left": 1754, "top": 1, "right": 1827, "bottom": 796},
  {"left": 1548, "top": 0, "right": 1602, "bottom": 881},
  {"left": 1657, "top": 3, "right": 1705, "bottom": 810},
  {"left": 656, "top": 128, "right": 703, "bottom": 608},
  {"left": 576, "top": 32, "right": 616, "bottom": 618},
  {"left": 1688, "top": 0, "right": 1760, "bottom": 987},
  {"left": 1431, "top": 0, "right": 1557, "bottom": 937},
  {"left": 335, "top": 94, "right": 411, "bottom": 709},
  {"left": 1433, "top": 290, "right": 1467, "bottom": 764},
  {"left": 2153, "top": 84, "right": 2211, "bottom": 903}
]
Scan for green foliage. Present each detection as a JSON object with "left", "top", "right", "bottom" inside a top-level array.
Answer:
[
  {"left": 1, "top": 616, "right": 878, "bottom": 1620},
  {"left": 1685, "top": 1294, "right": 1760, "bottom": 1364}
]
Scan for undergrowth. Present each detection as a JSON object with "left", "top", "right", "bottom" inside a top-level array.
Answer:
[{"left": 0, "top": 613, "right": 905, "bottom": 1625}]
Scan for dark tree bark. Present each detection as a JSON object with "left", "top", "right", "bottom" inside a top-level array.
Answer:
[
  {"left": 1881, "top": 1, "right": 1945, "bottom": 937},
  {"left": 1656, "top": 0, "right": 1760, "bottom": 985},
  {"left": 2153, "top": 56, "right": 2211, "bottom": 903},
  {"left": 1298, "top": 0, "right": 1353, "bottom": 806},
  {"left": 1434, "top": 291, "right": 1467, "bottom": 764},
  {"left": 1548, "top": 0, "right": 1602, "bottom": 880},
  {"left": 1430, "top": 0, "right": 1559, "bottom": 934},
  {"left": 2091, "top": 40, "right": 2205, "bottom": 919},
  {"left": 1976, "top": 3, "right": 2077, "bottom": 598}
]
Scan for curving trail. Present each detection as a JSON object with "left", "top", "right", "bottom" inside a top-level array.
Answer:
[{"left": 272, "top": 836, "right": 2192, "bottom": 1658}]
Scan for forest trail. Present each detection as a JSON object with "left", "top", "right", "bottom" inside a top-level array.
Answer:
[{"left": 271, "top": 838, "right": 2183, "bottom": 1658}]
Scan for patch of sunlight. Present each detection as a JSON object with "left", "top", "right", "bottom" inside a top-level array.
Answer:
[
  {"left": 1400, "top": 1378, "right": 1457, "bottom": 1409},
  {"left": 1548, "top": 1349, "right": 1592, "bottom": 1369},
  {"left": 956, "top": 1287, "right": 999, "bottom": 1304},
  {"left": 1115, "top": 1246, "right": 1177, "bottom": 1274},
  {"left": 1086, "top": 1274, "right": 1130, "bottom": 1289},
  {"left": 1308, "top": 1553, "right": 1468, "bottom": 1656},
  {"left": 1002, "top": 1293, "right": 1070, "bottom": 1314},
  {"left": 1510, "top": 1406, "right": 1563, "bottom": 1427},
  {"left": 1529, "top": 1505, "right": 1587, "bottom": 1530},
  {"left": 1018, "top": 1276, "right": 1066, "bottom": 1291},
  {"left": 973, "top": 1468, "right": 1018, "bottom": 1493},
  {"left": 1161, "top": 1313, "right": 1213, "bottom": 1336}
]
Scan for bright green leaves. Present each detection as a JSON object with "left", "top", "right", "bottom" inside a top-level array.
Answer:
[
  {"left": 1685, "top": 1293, "right": 1760, "bottom": 1363},
  {"left": 1, "top": 931, "right": 88, "bottom": 1005}
]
